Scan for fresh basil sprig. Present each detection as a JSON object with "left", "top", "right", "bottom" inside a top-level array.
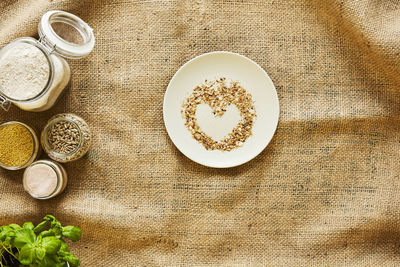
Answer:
[{"left": 0, "top": 215, "right": 81, "bottom": 267}]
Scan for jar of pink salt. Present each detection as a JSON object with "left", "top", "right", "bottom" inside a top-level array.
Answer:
[{"left": 23, "top": 160, "right": 67, "bottom": 199}]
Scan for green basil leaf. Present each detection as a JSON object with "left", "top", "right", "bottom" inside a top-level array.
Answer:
[
  {"left": 35, "top": 246, "right": 46, "bottom": 260},
  {"left": 52, "top": 228, "right": 63, "bottom": 239},
  {"left": 36, "top": 234, "right": 43, "bottom": 243},
  {"left": 44, "top": 215, "right": 56, "bottom": 222},
  {"left": 9, "top": 224, "right": 21, "bottom": 230},
  {"left": 48, "top": 217, "right": 61, "bottom": 228},
  {"left": 34, "top": 221, "right": 48, "bottom": 233},
  {"left": 59, "top": 239, "right": 70, "bottom": 253},
  {"left": 61, "top": 252, "right": 80, "bottom": 267},
  {"left": 62, "top": 226, "right": 82, "bottom": 242},
  {"left": 23, "top": 222, "right": 34, "bottom": 230},
  {"left": 44, "top": 215, "right": 63, "bottom": 238},
  {"left": 18, "top": 244, "right": 35, "bottom": 265},
  {"left": 3, "top": 235, "right": 13, "bottom": 246},
  {"left": 41, "top": 236, "right": 61, "bottom": 254},
  {"left": 37, "top": 254, "right": 60, "bottom": 267},
  {"left": 39, "top": 230, "right": 54, "bottom": 238},
  {"left": 49, "top": 225, "right": 63, "bottom": 239},
  {"left": 0, "top": 226, "right": 14, "bottom": 241},
  {"left": 14, "top": 228, "right": 35, "bottom": 248}
]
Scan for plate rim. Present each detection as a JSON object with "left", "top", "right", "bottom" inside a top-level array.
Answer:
[{"left": 163, "top": 51, "right": 280, "bottom": 168}]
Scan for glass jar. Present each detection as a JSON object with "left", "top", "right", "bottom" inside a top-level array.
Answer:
[
  {"left": 41, "top": 113, "right": 91, "bottom": 163},
  {"left": 23, "top": 160, "right": 68, "bottom": 199},
  {"left": 0, "top": 10, "right": 95, "bottom": 112},
  {"left": 0, "top": 121, "right": 40, "bottom": 170}
]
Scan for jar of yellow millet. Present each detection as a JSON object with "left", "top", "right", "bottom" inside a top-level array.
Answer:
[{"left": 0, "top": 121, "right": 40, "bottom": 170}]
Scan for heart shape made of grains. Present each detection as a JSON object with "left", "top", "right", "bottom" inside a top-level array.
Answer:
[
  {"left": 195, "top": 103, "right": 241, "bottom": 142},
  {"left": 181, "top": 78, "right": 256, "bottom": 151}
]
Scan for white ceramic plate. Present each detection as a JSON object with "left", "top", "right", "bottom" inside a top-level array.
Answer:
[{"left": 163, "top": 51, "right": 279, "bottom": 168}]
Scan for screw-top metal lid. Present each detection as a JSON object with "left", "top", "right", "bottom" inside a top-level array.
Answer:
[{"left": 38, "top": 10, "right": 95, "bottom": 59}]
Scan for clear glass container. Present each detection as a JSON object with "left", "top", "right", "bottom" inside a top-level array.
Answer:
[
  {"left": 23, "top": 159, "right": 68, "bottom": 199},
  {"left": 41, "top": 113, "right": 91, "bottom": 163},
  {"left": 0, "top": 10, "right": 95, "bottom": 112},
  {"left": 0, "top": 121, "right": 40, "bottom": 170}
]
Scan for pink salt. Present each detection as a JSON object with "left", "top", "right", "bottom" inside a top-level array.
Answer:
[{"left": 25, "top": 164, "right": 57, "bottom": 198}]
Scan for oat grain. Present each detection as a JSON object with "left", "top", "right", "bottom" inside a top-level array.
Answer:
[{"left": 181, "top": 78, "right": 256, "bottom": 151}]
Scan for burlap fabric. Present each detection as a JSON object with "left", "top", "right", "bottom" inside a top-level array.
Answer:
[{"left": 0, "top": 0, "right": 399, "bottom": 266}]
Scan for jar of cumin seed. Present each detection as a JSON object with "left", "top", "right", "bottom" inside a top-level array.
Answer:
[{"left": 41, "top": 113, "right": 91, "bottom": 163}]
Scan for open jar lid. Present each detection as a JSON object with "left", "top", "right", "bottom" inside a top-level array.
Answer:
[{"left": 38, "top": 10, "right": 95, "bottom": 59}]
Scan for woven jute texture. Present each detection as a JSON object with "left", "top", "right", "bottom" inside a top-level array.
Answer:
[{"left": 0, "top": 0, "right": 399, "bottom": 266}]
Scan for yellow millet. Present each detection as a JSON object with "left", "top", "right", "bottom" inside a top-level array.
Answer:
[{"left": 0, "top": 123, "right": 34, "bottom": 167}]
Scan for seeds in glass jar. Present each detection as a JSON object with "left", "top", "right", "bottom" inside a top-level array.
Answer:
[
  {"left": 42, "top": 113, "right": 91, "bottom": 163},
  {"left": 47, "top": 121, "right": 81, "bottom": 154}
]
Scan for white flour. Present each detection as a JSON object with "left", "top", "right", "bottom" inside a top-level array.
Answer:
[{"left": 0, "top": 42, "right": 49, "bottom": 100}]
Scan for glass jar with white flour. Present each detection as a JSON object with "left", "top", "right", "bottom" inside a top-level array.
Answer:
[{"left": 0, "top": 10, "right": 95, "bottom": 112}]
